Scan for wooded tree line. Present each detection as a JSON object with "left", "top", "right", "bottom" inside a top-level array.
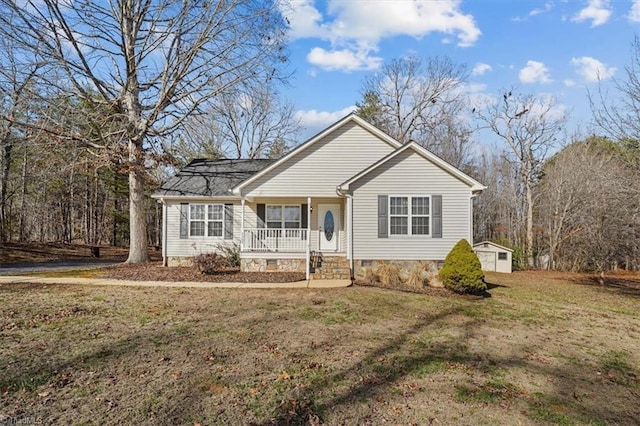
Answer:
[
  {"left": 355, "top": 53, "right": 640, "bottom": 273},
  {"left": 0, "top": 0, "right": 638, "bottom": 271}
]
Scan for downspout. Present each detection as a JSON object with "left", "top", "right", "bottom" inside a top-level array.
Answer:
[
  {"left": 470, "top": 193, "right": 478, "bottom": 245},
  {"left": 346, "top": 194, "right": 354, "bottom": 280},
  {"left": 160, "top": 198, "right": 167, "bottom": 267}
]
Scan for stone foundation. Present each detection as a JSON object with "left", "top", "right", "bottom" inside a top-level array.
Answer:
[
  {"left": 167, "top": 256, "right": 193, "bottom": 267},
  {"left": 354, "top": 259, "right": 444, "bottom": 288},
  {"left": 241, "top": 257, "right": 305, "bottom": 273}
]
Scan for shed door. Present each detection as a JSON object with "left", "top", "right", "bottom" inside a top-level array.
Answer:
[{"left": 476, "top": 251, "right": 496, "bottom": 272}]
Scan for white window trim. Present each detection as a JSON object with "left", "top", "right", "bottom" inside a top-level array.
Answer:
[
  {"left": 388, "top": 195, "right": 431, "bottom": 237},
  {"left": 189, "top": 203, "right": 225, "bottom": 238},
  {"left": 265, "top": 204, "right": 302, "bottom": 229}
]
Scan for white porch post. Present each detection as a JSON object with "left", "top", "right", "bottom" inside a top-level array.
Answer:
[
  {"left": 240, "top": 198, "right": 245, "bottom": 252},
  {"left": 306, "top": 197, "right": 311, "bottom": 280}
]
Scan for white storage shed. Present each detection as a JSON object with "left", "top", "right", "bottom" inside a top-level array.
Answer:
[{"left": 473, "top": 241, "right": 513, "bottom": 273}]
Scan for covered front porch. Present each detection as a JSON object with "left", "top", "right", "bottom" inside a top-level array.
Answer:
[{"left": 238, "top": 196, "right": 351, "bottom": 279}]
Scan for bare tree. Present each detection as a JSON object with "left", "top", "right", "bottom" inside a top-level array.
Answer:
[
  {"left": 591, "top": 35, "right": 640, "bottom": 142},
  {"left": 537, "top": 138, "right": 640, "bottom": 274},
  {"left": 0, "top": 39, "right": 44, "bottom": 241},
  {"left": 475, "top": 90, "right": 566, "bottom": 267},
  {"left": 0, "top": 0, "right": 288, "bottom": 262},
  {"left": 173, "top": 81, "right": 299, "bottom": 162},
  {"left": 356, "top": 56, "right": 472, "bottom": 169}
]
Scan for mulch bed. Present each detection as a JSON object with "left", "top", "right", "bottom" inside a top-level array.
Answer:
[{"left": 100, "top": 262, "right": 306, "bottom": 283}]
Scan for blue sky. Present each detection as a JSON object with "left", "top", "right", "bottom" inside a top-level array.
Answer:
[{"left": 278, "top": 0, "right": 640, "bottom": 143}]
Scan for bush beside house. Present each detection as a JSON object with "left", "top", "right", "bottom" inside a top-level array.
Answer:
[{"left": 439, "top": 239, "right": 486, "bottom": 295}]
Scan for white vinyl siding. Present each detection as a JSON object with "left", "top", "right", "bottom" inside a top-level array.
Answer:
[
  {"left": 242, "top": 122, "right": 396, "bottom": 197},
  {"left": 164, "top": 201, "right": 240, "bottom": 257},
  {"left": 351, "top": 149, "right": 472, "bottom": 260}
]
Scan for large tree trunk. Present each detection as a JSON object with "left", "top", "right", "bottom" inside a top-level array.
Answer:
[
  {"left": 525, "top": 177, "right": 534, "bottom": 268},
  {"left": 126, "top": 140, "right": 149, "bottom": 263},
  {"left": 0, "top": 142, "right": 11, "bottom": 242}
]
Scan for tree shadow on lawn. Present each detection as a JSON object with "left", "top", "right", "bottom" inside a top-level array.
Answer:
[
  {"left": 259, "top": 304, "right": 638, "bottom": 425},
  {"left": 571, "top": 274, "right": 640, "bottom": 298},
  {"left": 2, "top": 284, "right": 638, "bottom": 425}
]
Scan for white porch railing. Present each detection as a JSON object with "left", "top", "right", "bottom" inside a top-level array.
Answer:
[{"left": 242, "top": 228, "right": 308, "bottom": 252}]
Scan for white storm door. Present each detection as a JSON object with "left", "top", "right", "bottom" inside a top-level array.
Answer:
[{"left": 318, "top": 204, "right": 340, "bottom": 252}]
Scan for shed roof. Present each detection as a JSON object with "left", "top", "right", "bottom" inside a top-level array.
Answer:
[
  {"left": 153, "top": 158, "right": 275, "bottom": 198},
  {"left": 473, "top": 241, "right": 514, "bottom": 252}
]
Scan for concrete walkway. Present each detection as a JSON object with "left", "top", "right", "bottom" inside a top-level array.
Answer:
[{"left": 0, "top": 275, "right": 352, "bottom": 289}]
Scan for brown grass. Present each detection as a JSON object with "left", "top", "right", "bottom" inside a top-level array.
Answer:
[
  {"left": 1, "top": 271, "right": 639, "bottom": 425},
  {"left": 375, "top": 262, "right": 401, "bottom": 287},
  {"left": 405, "top": 262, "right": 429, "bottom": 288}
]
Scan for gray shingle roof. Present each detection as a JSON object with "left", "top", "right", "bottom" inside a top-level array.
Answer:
[{"left": 154, "top": 158, "right": 275, "bottom": 197}]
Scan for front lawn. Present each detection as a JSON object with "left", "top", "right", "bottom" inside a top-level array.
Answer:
[{"left": 1, "top": 271, "right": 638, "bottom": 424}]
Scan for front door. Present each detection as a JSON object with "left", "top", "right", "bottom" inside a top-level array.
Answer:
[{"left": 318, "top": 204, "right": 340, "bottom": 252}]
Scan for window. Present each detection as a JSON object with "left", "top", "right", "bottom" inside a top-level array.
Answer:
[
  {"left": 266, "top": 205, "right": 301, "bottom": 229},
  {"left": 411, "top": 197, "right": 429, "bottom": 235},
  {"left": 498, "top": 252, "right": 508, "bottom": 260},
  {"left": 389, "top": 196, "right": 430, "bottom": 236},
  {"left": 389, "top": 197, "right": 408, "bottom": 235},
  {"left": 190, "top": 204, "right": 224, "bottom": 237}
]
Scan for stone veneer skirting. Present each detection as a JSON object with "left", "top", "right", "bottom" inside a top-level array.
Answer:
[
  {"left": 167, "top": 256, "right": 193, "bottom": 267},
  {"left": 241, "top": 257, "right": 306, "bottom": 273},
  {"left": 354, "top": 259, "right": 444, "bottom": 287}
]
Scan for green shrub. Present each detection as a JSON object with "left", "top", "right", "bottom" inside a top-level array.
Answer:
[{"left": 439, "top": 239, "right": 486, "bottom": 294}]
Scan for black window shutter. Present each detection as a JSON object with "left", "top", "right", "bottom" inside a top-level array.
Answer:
[
  {"left": 224, "top": 204, "right": 233, "bottom": 240},
  {"left": 300, "top": 204, "right": 308, "bottom": 240},
  {"left": 257, "top": 203, "right": 266, "bottom": 228},
  {"left": 179, "top": 203, "right": 189, "bottom": 239},
  {"left": 378, "top": 195, "right": 388, "bottom": 238},
  {"left": 432, "top": 195, "right": 442, "bottom": 238},
  {"left": 301, "top": 204, "right": 308, "bottom": 228}
]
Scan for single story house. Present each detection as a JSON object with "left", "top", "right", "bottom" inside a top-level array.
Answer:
[
  {"left": 473, "top": 241, "right": 513, "bottom": 273},
  {"left": 152, "top": 113, "right": 486, "bottom": 280}
]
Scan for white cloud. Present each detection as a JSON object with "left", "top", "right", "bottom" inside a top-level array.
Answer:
[
  {"left": 564, "top": 79, "right": 577, "bottom": 87},
  {"left": 572, "top": 0, "right": 612, "bottom": 27},
  {"left": 472, "top": 62, "right": 492, "bottom": 76},
  {"left": 295, "top": 106, "right": 356, "bottom": 132},
  {"left": 519, "top": 60, "right": 552, "bottom": 84},
  {"left": 307, "top": 47, "right": 382, "bottom": 72},
  {"left": 282, "top": 0, "right": 481, "bottom": 72},
  {"left": 281, "top": 0, "right": 329, "bottom": 39},
  {"left": 530, "top": 2, "right": 553, "bottom": 16},
  {"left": 528, "top": 96, "right": 568, "bottom": 122},
  {"left": 630, "top": 0, "right": 640, "bottom": 22},
  {"left": 571, "top": 56, "right": 616, "bottom": 82}
]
